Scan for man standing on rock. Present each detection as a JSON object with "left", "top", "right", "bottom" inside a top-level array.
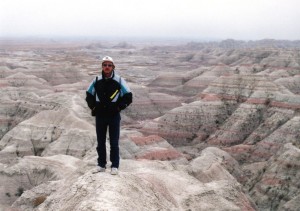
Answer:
[{"left": 86, "top": 56, "right": 132, "bottom": 175}]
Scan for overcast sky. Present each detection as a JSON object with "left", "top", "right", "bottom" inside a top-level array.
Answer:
[{"left": 1, "top": 0, "right": 300, "bottom": 41}]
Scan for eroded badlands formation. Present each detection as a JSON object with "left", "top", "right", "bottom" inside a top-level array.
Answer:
[{"left": 0, "top": 39, "right": 299, "bottom": 210}]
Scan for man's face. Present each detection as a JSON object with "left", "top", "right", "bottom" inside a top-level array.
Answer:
[{"left": 102, "top": 62, "right": 114, "bottom": 76}]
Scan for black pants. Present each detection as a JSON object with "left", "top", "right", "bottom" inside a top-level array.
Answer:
[{"left": 95, "top": 113, "right": 120, "bottom": 168}]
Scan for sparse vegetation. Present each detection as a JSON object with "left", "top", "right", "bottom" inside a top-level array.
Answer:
[
  {"left": 15, "top": 187, "right": 24, "bottom": 197},
  {"left": 33, "top": 195, "right": 47, "bottom": 207},
  {"left": 286, "top": 163, "right": 292, "bottom": 168}
]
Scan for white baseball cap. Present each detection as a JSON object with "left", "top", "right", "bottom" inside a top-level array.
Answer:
[{"left": 102, "top": 56, "right": 114, "bottom": 64}]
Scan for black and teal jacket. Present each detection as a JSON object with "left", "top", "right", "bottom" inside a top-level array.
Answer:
[{"left": 86, "top": 71, "right": 132, "bottom": 117}]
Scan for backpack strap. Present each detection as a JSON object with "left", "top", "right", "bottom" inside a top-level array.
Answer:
[{"left": 94, "top": 76, "right": 98, "bottom": 98}]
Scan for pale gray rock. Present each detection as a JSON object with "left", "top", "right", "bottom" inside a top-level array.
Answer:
[
  {"left": 0, "top": 93, "right": 96, "bottom": 164},
  {"left": 189, "top": 147, "right": 243, "bottom": 183},
  {"left": 0, "top": 155, "right": 87, "bottom": 208},
  {"left": 11, "top": 159, "right": 256, "bottom": 211},
  {"left": 246, "top": 143, "right": 300, "bottom": 211},
  {"left": 281, "top": 194, "right": 300, "bottom": 211},
  {"left": 142, "top": 99, "right": 235, "bottom": 146},
  {"left": 126, "top": 84, "right": 182, "bottom": 120},
  {"left": 275, "top": 75, "right": 300, "bottom": 94}
]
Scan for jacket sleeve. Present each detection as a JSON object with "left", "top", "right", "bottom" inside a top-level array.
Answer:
[
  {"left": 86, "top": 78, "right": 96, "bottom": 110},
  {"left": 119, "top": 92, "right": 132, "bottom": 110},
  {"left": 118, "top": 77, "right": 132, "bottom": 110}
]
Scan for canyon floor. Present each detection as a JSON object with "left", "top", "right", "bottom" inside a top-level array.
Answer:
[{"left": 0, "top": 38, "right": 299, "bottom": 211}]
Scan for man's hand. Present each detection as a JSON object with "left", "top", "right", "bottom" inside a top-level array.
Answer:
[{"left": 91, "top": 107, "right": 96, "bottom": 116}]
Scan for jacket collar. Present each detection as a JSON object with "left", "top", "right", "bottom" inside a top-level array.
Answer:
[{"left": 102, "top": 70, "right": 114, "bottom": 80}]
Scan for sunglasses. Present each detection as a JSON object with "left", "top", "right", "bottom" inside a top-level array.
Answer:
[{"left": 102, "top": 64, "right": 113, "bottom": 67}]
